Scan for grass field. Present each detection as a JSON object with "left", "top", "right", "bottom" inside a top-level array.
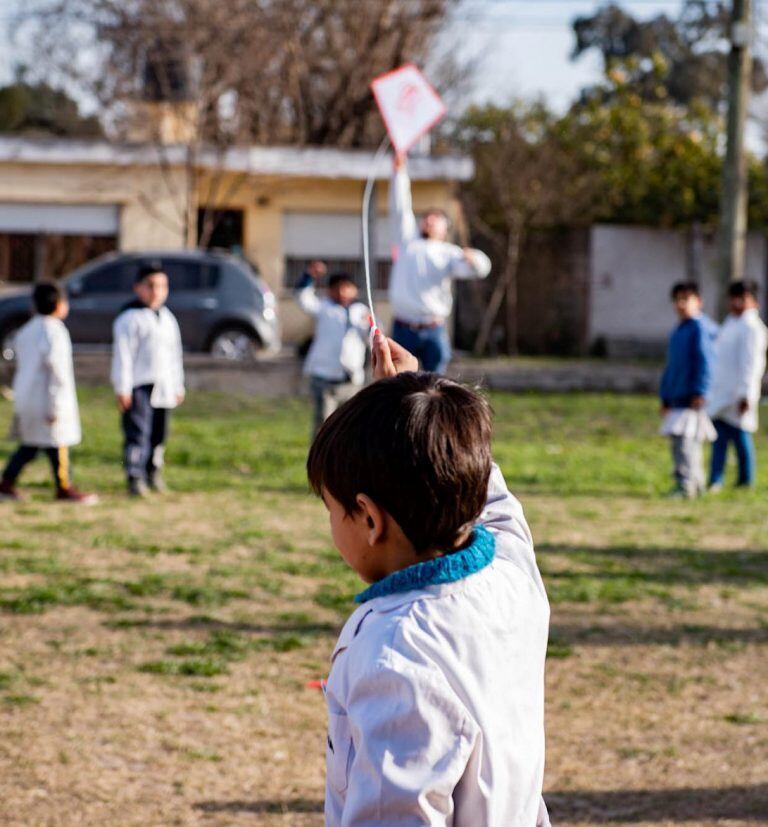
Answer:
[{"left": 1, "top": 386, "right": 767, "bottom": 826}]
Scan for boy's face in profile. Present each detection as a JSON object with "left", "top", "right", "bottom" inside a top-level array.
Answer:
[
  {"left": 329, "top": 280, "right": 358, "bottom": 308},
  {"left": 321, "top": 488, "right": 383, "bottom": 584},
  {"left": 53, "top": 297, "right": 70, "bottom": 320},
  {"left": 135, "top": 272, "right": 169, "bottom": 310},
  {"left": 673, "top": 291, "right": 701, "bottom": 321},
  {"left": 728, "top": 291, "right": 756, "bottom": 316}
]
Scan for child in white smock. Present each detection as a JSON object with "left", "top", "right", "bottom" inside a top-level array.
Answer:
[
  {"left": 0, "top": 282, "right": 97, "bottom": 503},
  {"left": 307, "top": 333, "right": 551, "bottom": 826}
]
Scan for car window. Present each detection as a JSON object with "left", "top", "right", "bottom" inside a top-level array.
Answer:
[
  {"left": 161, "top": 259, "right": 220, "bottom": 291},
  {"left": 80, "top": 263, "right": 133, "bottom": 294}
]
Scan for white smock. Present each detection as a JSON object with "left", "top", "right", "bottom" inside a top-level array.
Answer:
[
  {"left": 324, "top": 464, "right": 550, "bottom": 826},
  {"left": 111, "top": 305, "right": 185, "bottom": 409},
  {"left": 11, "top": 315, "right": 81, "bottom": 447},
  {"left": 707, "top": 309, "right": 768, "bottom": 433}
]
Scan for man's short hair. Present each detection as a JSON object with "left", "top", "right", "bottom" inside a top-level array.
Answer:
[
  {"left": 327, "top": 272, "right": 356, "bottom": 289},
  {"left": 307, "top": 372, "right": 492, "bottom": 554},
  {"left": 729, "top": 279, "right": 759, "bottom": 299},
  {"left": 32, "top": 281, "right": 64, "bottom": 315},
  {"left": 135, "top": 264, "right": 165, "bottom": 285},
  {"left": 670, "top": 281, "right": 700, "bottom": 300}
]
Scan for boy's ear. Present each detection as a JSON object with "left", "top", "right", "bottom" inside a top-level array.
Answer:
[{"left": 355, "top": 494, "right": 386, "bottom": 546}]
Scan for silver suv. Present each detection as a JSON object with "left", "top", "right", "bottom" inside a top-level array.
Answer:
[{"left": 0, "top": 249, "right": 280, "bottom": 362}]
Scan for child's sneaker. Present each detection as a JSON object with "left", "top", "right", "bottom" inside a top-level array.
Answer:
[
  {"left": 56, "top": 487, "right": 99, "bottom": 505},
  {"left": 147, "top": 472, "right": 167, "bottom": 493},
  {"left": 0, "top": 479, "right": 22, "bottom": 501},
  {"left": 127, "top": 477, "right": 149, "bottom": 498}
]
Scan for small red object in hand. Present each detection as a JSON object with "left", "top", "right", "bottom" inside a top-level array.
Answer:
[{"left": 306, "top": 679, "right": 327, "bottom": 690}]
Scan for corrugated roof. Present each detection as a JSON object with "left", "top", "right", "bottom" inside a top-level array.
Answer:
[{"left": 0, "top": 136, "right": 474, "bottom": 181}]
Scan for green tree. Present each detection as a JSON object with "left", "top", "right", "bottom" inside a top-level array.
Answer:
[{"left": 0, "top": 77, "right": 102, "bottom": 138}]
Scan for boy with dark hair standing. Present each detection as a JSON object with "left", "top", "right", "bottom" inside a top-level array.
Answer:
[
  {"left": 708, "top": 279, "right": 768, "bottom": 489},
  {"left": 659, "top": 281, "right": 718, "bottom": 498},
  {"left": 0, "top": 282, "right": 97, "bottom": 503},
  {"left": 308, "top": 333, "right": 550, "bottom": 826},
  {"left": 112, "top": 265, "right": 185, "bottom": 497},
  {"left": 295, "top": 267, "right": 369, "bottom": 435}
]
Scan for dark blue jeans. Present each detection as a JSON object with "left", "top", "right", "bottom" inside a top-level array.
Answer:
[
  {"left": 122, "top": 385, "right": 168, "bottom": 482},
  {"left": 709, "top": 418, "right": 755, "bottom": 487},
  {"left": 392, "top": 321, "right": 451, "bottom": 374}
]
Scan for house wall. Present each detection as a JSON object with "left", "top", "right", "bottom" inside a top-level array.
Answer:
[
  {"left": 0, "top": 162, "right": 455, "bottom": 345},
  {"left": 588, "top": 225, "right": 767, "bottom": 356}
]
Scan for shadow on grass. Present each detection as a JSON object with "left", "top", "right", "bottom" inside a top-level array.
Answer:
[
  {"left": 104, "top": 616, "right": 338, "bottom": 636},
  {"left": 550, "top": 623, "right": 768, "bottom": 647},
  {"left": 546, "top": 783, "right": 768, "bottom": 822},
  {"left": 538, "top": 544, "right": 768, "bottom": 587},
  {"left": 193, "top": 798, "right": 323, "bottom": 814}
]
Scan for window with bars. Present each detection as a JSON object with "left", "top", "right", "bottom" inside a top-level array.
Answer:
[{"left": 284, "top": 257, "right": 391, "bottom": 292}]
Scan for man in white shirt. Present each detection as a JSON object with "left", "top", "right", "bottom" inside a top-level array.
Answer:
[
  {"left": 389, "top": 154, "right": 491, "bottom": 373},
  {"left": 111, "top": 266, "right": 185, "bottom": 497},
  {"left": 708, "top": 280, "right": 768, "bottom": 489},
  {"left": 295, "top": 265, "right": 369, "bottom": 435}
]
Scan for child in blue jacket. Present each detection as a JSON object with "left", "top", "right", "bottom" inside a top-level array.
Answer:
[{"left": 659, "top": 281, "right": 717, "bottom": 497}]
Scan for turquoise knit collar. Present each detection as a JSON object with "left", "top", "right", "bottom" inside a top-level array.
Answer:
[{"left": 355, "top": 524, "right": 495, "bottom": 604}]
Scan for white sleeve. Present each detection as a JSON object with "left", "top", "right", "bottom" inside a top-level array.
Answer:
[
  {"left": 42, "top": 329, "right": 68, "bottom": 418},
  {"left": 390, "top": 166, "right": 419, "bottom": 249},
  {"left": 172, "top": 315, "right": 185, "bottom": 396},
  {"left": 339, "top": 660, "right": 473, "bottom": 826},
  {"left": 479, "top": 463, "right": 547, "bottom": 596},
  {"left": 448, "top": 246, "right": 492, "bottom": 280},
  {"left": 736, "top": 323, "right": 765, "bottom": 400},
  {"left": 111, "top": 314, "right": 134, "bottom": 396},
  {"left": 296, "top": 284, "right": 322, "bottom": 317}
]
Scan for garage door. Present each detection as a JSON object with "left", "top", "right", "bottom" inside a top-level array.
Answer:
[{"left": 0, "top": 203, "right": 120, "bottom": 236}]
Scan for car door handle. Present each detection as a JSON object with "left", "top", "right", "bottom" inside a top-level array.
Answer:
[{"left": 199, "top": 298, "right": 218, "bottom": 309}]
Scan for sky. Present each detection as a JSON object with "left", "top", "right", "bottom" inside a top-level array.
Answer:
[{"left": 0, "top": 0, "right": 763, "bottom": 117}]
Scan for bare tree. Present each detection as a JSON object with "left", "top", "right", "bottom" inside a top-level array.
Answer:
[{"left": 456, "top": 103, "right": 601, "bottom": 356}]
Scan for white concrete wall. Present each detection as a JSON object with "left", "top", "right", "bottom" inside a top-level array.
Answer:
[{"left": 589, "top": 225, "right": 766, "bottom": 348}]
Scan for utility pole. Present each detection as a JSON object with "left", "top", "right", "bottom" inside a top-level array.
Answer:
[{"left": 719, "top": 0, "right": 753, "bottom": 289}]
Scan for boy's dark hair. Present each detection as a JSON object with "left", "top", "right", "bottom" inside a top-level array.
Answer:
[
  {"left": 32, "top": 281, "right": 64, "bottom": 315},
  {"left": 327, "top": 272, "right": 356, "bottom": 289},
  {"left": 670, "top": 281, "right": 700, "bottom": 300},
  {"left": 135, "top": 264, "right": 165, "bottom": 285},
  {"left": 307, "top": 372, "right": 492, "bottom": 554},
  {"left": 729, "top": 279, "right": 759, "bottom": 299}
]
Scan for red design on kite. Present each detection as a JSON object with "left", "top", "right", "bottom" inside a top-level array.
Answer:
[{"left": 396, "top": 83, "right": 421, "bottom": 116}]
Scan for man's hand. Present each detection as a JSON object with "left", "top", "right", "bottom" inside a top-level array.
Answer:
[
  {"left": 394, "top": 152, "right": 406, "bottom": 171},
  {"left": 176, "top": 393, "right": 186, "bottom": 406},
  {"left": 690, "top": 395, "right": 705, "bottom": 410},
  {"left": 738, "top": 398, "right": 750, "bottom": 415},
  {"left": 371, "top": 330, "right": 419, "bottom": 380},
  {"left": 660, "top": 405, "right": 670, "bottom": 417},
  {"left": 116, "top": 394, "right": 132, "bottom": 413}
]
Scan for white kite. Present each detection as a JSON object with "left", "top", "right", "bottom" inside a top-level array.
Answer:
[
  {"left": 362, "top": 65, "right": 447, "bottom": 331},
  {"left": 370, "top": 63, "right": 447, "bottom": 156}
]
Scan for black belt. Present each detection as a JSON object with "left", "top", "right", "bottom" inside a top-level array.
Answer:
[{"left": 394, "top": 318, "right": 443, "bottom": 331}]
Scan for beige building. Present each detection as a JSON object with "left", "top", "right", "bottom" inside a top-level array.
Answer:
[{"left": 0, "top": 136, "right": 473, "bottom": 343}]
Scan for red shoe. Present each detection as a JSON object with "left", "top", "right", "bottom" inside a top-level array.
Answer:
[
  {"left": 0, "top": 479, "right": 22, "bottom": 501},
  {"left": 56, "top": 487, "right": 99, "bottom": 505}
]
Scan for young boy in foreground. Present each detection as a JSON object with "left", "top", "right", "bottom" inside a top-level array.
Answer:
[
  {"left": 308, "top": 332, "right": 550, "bottom": 826},
  {"left": 0, "top": 282, "right": 97, "bottom": 503},
  {"left": 659, "top": 281, "right": 717, "bottom": 498},
  {"left": 111, "top": 266, "right": 185, "bottom": 497}
]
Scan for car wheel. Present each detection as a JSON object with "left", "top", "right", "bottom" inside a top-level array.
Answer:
[
  {"left": 1, "top": 323, "right": 22, "bottom": 362},
  {"left": 208, "top": 327, "right": 259, "bottom": 362}
]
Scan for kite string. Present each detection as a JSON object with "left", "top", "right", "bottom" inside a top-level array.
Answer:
[{"left": 361, "top": 134, "right": 391, "bottom": 334}]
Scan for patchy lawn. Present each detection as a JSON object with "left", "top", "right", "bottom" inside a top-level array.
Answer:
[{"left": 0, "top": 388, "right": 766, "bottom": 826}]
